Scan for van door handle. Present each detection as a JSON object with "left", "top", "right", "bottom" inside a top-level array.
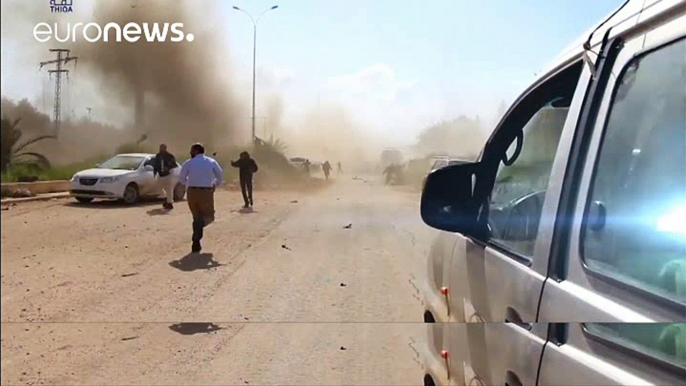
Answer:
[{"left": 505, "top": 308, "right": 532, "bottom": 331}]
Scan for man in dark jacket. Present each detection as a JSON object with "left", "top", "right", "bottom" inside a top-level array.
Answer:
[
  {"left": 149, "top": 144, "right": 178, "bottom": 209},
  {"left": 231, "top": 151, "right": 258, "bottom": 208}
]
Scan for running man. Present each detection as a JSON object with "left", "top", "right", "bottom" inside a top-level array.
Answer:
[
  {"left": 231, "top": 151, "right": 259, "bottom": 208},
  {"left": 179, "top": 143, "right": 223, "bottom": 253}
]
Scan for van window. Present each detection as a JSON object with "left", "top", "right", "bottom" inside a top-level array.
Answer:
[
  {"left": 585, "top": 323, "right": 686, "bottom": 370},
  {"left": 488, "top": 104, "right": 571, "bottom": 257},
  {"left": 582, "top": 38, "right": 686, "bottom": 305}
]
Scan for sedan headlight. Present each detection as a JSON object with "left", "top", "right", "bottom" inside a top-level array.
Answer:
[
  {"left": 100, "top": 176, "right": 121, "bottom": 183},
  {"left": 70, "top": 175, "right": 78, "bottom": 182}
]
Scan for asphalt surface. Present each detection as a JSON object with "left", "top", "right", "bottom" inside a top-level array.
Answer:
[{"left": 1, "top": 176, "right": 433, "bottom": 385}]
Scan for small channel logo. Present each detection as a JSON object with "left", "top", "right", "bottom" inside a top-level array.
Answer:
[{"left": 50, "top": 0, "right": 74, "bottom": 14}]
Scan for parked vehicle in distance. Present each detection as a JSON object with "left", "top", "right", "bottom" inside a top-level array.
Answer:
[
  {"left": 428, "top": 156, "right": 470, "bottom": 173},
  {"left": 421, "top": 157, "right": 470, "bottom": 187},
  {"left": 420, "top": 0, "right": 686, "bottom": 385},
  {"left": 380, "top": 148, "right": 403, "bottom": 169},
  {"left": 70, "top": 153, "right": 185, "bottom": 205},
  {"left": 288, "top": 157, "right": 308, "bottom": 168}
]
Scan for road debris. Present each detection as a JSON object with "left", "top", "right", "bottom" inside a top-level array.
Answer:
[
  {"left": 121, "top": 336, "right": 139, "bottom": 341},
  {"left": 343, "top": 223, "right": 352, "bottom": 229},
  {"left": 168, "top": 323, "right": 222, "bottom": 335},
  {"left": 340, "top": 283, "right": 347, "bottom": 287},
  {"left": 340, "top": 346, "right": 347, "bottom": 351},
  {"left": 121, "top": 272, "right": 139, "bottom": 278},
  {"left": 281, "top": 244, "right": 291, "bottom": 251}
]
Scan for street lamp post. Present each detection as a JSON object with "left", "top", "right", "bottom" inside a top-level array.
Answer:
[{"left": 233, "top": 5, "right": 279, "bottom": 143}]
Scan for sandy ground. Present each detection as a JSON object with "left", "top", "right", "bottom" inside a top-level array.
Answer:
[{"left": 1, "top": 176, "right": 434, "bottom": 385}]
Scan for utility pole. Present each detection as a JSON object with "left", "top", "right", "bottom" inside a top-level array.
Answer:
[
  {"left": 87, "top": 107, "right": 92, "bottom": 120},
  {"left": 232, "top": 5, "right": 279, "bottom": 144},
  {"left": 40, "top": 49, "right": 78, "bottom": 136}
]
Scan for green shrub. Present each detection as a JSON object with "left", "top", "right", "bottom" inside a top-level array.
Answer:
[{"left": 1, "top": 157, "right": 108, "bottom": 183}]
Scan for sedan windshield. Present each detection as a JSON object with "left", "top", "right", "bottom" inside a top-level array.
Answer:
[{"left": 97, "top": 155, "right": 145, "bottom": 171}]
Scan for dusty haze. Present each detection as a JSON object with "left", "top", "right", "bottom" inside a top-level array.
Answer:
[{"left": 1, "top": 0, "right": 486, "bottom": 170}]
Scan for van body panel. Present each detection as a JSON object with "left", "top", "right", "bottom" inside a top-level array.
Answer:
[
  {"left": 538, "top": 324, "right": 686, "bottom": 385},
  {"left": 538, "top": 12, "right": 686, "bottom": 323},
  {"left": 422, "top": 323, "right": 452, "bottom": 385},
  {"left": 423, "top": 231, "right": 457, "bottom": 323},
  {"left": 421, "top": 1, "right": 686, "bottom": 384},
  {"left": 459, "top": 323, "right": 547, "bottom": 386}
]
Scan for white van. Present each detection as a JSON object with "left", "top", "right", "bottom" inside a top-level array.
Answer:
[{"left": 420, "top": 0, "right": 685, "bottom": 384}]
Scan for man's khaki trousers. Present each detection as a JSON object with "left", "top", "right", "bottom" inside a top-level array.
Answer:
[{"left": 187, "top": 187, "right": 215, "bottom": 242}]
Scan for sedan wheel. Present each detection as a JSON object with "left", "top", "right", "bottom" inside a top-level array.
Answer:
[{"left": 122, "top": 184, "right": 140, "bottom": 205}]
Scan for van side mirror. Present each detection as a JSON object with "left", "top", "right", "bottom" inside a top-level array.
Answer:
[{"left": 420, "top": 162, "right": 484, "bottom": 234}]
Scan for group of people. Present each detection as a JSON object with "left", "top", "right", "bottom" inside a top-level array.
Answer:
[
  {"left": 148, "top": 143, "right": 259, "bottom": 253},
  {"left": 302, "top": 160, "right": 343, "bottom": 180}
]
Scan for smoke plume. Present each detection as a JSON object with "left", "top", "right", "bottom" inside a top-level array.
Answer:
[{"left": 70, "top": 0, "right": 245, "bottom": 149}]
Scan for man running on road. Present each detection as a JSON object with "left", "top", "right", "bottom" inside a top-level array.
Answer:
[
  {"left": 148, "top": 144, "right": 177, "bottom": 210},
  {"left": 322, "top": 161, "right": 332, "bottom": 180},
  {"left": 179, "top": 143, "right": 223, "bottom": 253},
  {"left": 231, "top": 151, "right": 259, "bottom": 208}
]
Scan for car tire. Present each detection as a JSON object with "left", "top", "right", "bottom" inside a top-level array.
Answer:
[
  {"left": 173, "top": 183, "right": 186, "bottom": 202},
  {"left": 122, "top": 183, "right": 140, "bottom": 205},
  {"left": 75, "top": 197, "right": 94, "bottom": 204}
]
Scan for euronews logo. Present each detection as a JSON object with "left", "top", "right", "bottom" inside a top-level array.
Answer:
[{"left": 33, "top": 22, "right": 195, "bottom": 43}]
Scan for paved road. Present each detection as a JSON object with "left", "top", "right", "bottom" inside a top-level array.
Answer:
[{"left": 1, "top": 177, "right": 433, "bottom": 385}]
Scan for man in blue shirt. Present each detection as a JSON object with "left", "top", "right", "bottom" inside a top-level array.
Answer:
[{"left": 179, "top": 143, "right": 223, "bottom": 253}]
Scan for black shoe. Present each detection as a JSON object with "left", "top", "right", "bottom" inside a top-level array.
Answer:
[
  {"left": 192, "top": 241, "right": 202, "bottom": 253},
  {"left": 168, "top": 203, "right": 174, "bottom": 210}
]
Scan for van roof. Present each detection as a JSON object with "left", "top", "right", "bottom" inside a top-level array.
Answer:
[{"left": 532, "top": 0, "right": 684, "bottom": 90}]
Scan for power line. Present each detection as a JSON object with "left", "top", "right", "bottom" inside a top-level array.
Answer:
[{"left": 39, "top": 49, "right": 78, "bottom": 136}]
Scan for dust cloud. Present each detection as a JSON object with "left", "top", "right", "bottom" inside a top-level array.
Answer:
[
  {"left": 1, "top": 0, "right": 487, "bottom": 171},
  {"left": 70, "top": 0, "right": 245, "bottom": 149},
  {"left": 1, "top": 0, "right": 246, "bottom": 164},
  {"left": 276, "top": 103, "right": 383, "bottom": 173}
]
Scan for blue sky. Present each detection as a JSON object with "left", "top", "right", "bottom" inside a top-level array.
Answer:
[
  {"left": 0, "top": 0, "right": 620, "bottom": 144},
  {"left": 222, "top": 0, "right": 618, "bottom": 141}
]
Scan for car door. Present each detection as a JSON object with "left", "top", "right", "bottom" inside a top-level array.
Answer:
[
  {"left": 448, "top": 58, "right": 591, "bottom": 323},
  {"left": 539, "top": 9, "right": 686, "bottom": 322},
  {"left": 538, "top": 323, "right": 686, "bottom": 385},
  {"left": 138, "top": 156, "right": 158, "bottom": 196},
  {"left": 444, "top": 323, "right": 548, "bottom": 386}
]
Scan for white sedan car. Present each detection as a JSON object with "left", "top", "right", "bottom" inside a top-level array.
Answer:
[{"left": 70, "top": 153, "right": 186, "bottom": 204}]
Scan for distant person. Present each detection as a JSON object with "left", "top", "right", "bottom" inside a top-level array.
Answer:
[
  {"left": 322, "top": 161, "right": 332, "bottom": 180},
  {"left": 383, "top": 164, "right": 396, "bottom": 185},
  {"left": 178, "top": 143, "right": 223, "bottom": 253},
  {"left": 303, "top": 159, "right": 311, "bottom": 175},
  {"left": 231, "top": 151, "right": 259, "bottom": 208},
  {"left": 337, "top": 161, "right": 343, "bottom": 174},
  {"left": 148, "top": 144, "right": 178, "bottom": 210}
]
